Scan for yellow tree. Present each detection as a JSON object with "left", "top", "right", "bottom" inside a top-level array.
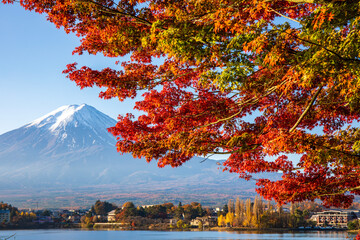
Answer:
[
  {"left": 253, "top": 196, "right": 260, "bottom": 227},
  {"left": 234, "top": 197, "right": 243, "bottom": 227},
  {"left": 218, "top": 214, "right": 225, "bottom": 227},
  {"left": 225, "top": 212, "right": 235, "bottom": 227},
  {"left": 243, "top": 198, "right": 253, "bottom": 227},
  {"left": 228, "top": 199, "right": 234, "bottom": 214},
  {"left": 253, "top": 195, "right": 264, "bottom": 227}
]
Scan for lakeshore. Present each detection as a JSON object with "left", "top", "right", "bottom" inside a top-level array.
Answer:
[
  {"left": 0, "top": 222, "right": 349, "bottom": 232},
  {"left": 0, "top": 229, "right": 355, "bottom": 240},
  {"left": 2, "top": 199, "right": 360, "bottom": 233}
]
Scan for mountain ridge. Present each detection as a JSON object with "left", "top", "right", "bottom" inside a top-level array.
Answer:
[{"left": 0, "top": 104, "right": 265, "bottom": 208}]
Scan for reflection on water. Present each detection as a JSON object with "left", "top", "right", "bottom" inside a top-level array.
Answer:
[{"left": 0, "top": 229, "right": 355, "bottom": 240}]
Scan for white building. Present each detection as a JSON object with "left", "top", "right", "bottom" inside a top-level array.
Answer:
[
  {"left": 0, "top": 209, "right": 10, "bottom": 224},
  {"left": 311, "top": 210, "right": 357, "bottom": 228},
  {"left": 107, "top": 210, "right": 116, "bottom": 222}
]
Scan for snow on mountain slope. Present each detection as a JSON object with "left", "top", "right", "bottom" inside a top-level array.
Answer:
[
  {"left": 0, "top": 104, "right": 133, "bottom": 185},
  {"left": 27, "top": 104, "right": 115, "bottom": 135},
  {"left": 0, "top": 104, "right": 117, "bottom": 158},
  {"left": 27, "top": 104, "right": 116, "bottom": 145}
]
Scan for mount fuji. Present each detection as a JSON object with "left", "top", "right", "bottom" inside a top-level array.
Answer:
[
  {"left": 0, "top": 104, "right": 120, "bottom": 185},
  {"left": 1, "top": 104, "right": 116, "bottom": 157},
  {"left": 0, "top": 104, "right": 261, "bottom": 208}
]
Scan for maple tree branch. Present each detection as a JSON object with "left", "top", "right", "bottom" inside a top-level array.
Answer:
[
  {"left": 269, "top": 8, "right": 300, "bottom": 24},
  {"left": 278, "top": 3, "right": 303, "bottom": 10},
  {"left": 264, "top": 0, "right": 342, "bottom": 6},
  {"left": 311, "top": 142, "right": 360, "bottom": 159},
  {"left": 157, "top": 71, "right": 195, "bottom": 85},
  {"left": 289, "top": 86, "right": 322, "bottom": 133},
  {"left": 264, "top": 0, "right": 315, "bottom": 4},
  {"left": 284, "top": 0, "right": 314, "bottom": 2},
  {"left": 278, "top": 29, "right": 360, "bottom": 63},
  {"left": 195, "top": 80, "right": 288, "bottom": 129},
  {"left": 79, "top": 0, "right": 158, "bottom": 28},
  {"left": 206, "top": 151, "right": 234, "bottom": 154},
  {"left": 316, "top": 185, "right": 360, "bottom": 197},
  {"left": 208, "top": 145, "right": 261, "bottom": 155},
  {"left": 108, "top": 0, "right": 120, "bottom": 8},
  {"left": 291, "top": 34, "right": 360, "bottom": 63},
  {"left": 113, "top": 69, "right": 195, "bottom": 90},
  {"left": 3, "top": 234, "right": 16, "bottom": 240},
  {"left": 307, "top": 43, "right": 360, "bottom": 62},
  {"left": 200, "top": 154, "right": 215, "bottom": 163},
  {"left": 198, "top": 108, "right": 244, "bottom": 129}
]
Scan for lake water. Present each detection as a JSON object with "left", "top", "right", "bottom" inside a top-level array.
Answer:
[{"left": 0, "top": 229, "right": 356, "bottom": 240}]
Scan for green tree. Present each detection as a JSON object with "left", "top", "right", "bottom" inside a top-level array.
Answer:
[
  {"left": 223, "top": 204, "right": 229, "bottom": 215},
  {"left": 175, "top": 202, "right": 184, "bottom": 219},
  {"left": 144, "top": 205, "right": 167, "bottom": 219},
  {"left": 40, "top": 209, "right": 51, "bottom": 217},
  {"left": 136, "top": 206, "right": 146, "bottom": 217},
  {"left": 289, "top": 209, "right": 308, "bottom": 228},
  {"left": 198, "top": 220, "right": 203, "bottom": 230},
  {"left": 92, "top": 200, "right": 116, "bottom": 216},
  {"left": 182, "top": 202, "right": 203, "bottom": 221},
  {"left": 122, "top": 202, "right": 137, "bottom": 217},
  {"left": 177, "top": 219, "right": 185, "bottom": 229},
  {"left": 116, "top": 202, "right": 138, "bottom": 221},
  {"left": 348, "top": 220, "right": 360, "bottom": 230},
  {"left": 228, "top": 199, "right": 234, "bottom": 214}
]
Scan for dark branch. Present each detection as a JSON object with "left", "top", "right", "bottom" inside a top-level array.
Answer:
[{"left": 289, "top": 86, "right": 322, "bottom": 133}]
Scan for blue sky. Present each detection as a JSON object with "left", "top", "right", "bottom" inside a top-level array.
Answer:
[{"left": 0, "top": 3, "right": 137, "bottom": 135}]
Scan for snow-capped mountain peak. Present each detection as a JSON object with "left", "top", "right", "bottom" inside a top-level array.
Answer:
[
  {"left": 0, "top": 104, "right": 119, "bottom": 152},
  {"left": 27, "top": 104, "right": 116, "bottom": 134},
  {"left": 28, "top": 104, "right": 83, "bottom": 130}
]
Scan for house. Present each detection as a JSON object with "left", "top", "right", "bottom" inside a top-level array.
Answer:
[
  {"left": 107, "top": 210, "right": 116, "bottom": 222},
  {"left": 311, "top": 210, "right": 358, "bottom": 228},
  {"left": 190, "top": 216, "right": 217, "bottom": 227},
  {"left": 214, "top": 208, "right": 222, "bottom": 213},
  {"left": 0, "top": 209, "right": 10, "bottom": 224},
  {"left": 141, "top": 205, "right": 154, "bottom": 208},
  {"left": 169, "top": 218, "right": 177, "bottom": 226},
  {"left": 67, "top": 215, "right": 81, "bottom": 223}
]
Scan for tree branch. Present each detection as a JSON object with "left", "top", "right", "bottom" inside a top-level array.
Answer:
[
  {"left": 79, "top": 0, "right": 161, "bottom": 29},
  {"left": 289, "top": 86, "right": 322, "bottom": 133},
  {"left": 197, "top": 108, "right": 244, "bottom": 129},
  {"left": 264, "top": 0, "right": 315, "bottom": 3},
  {"left": 4, "top": 234, "right": 16, "bottom": 240},
  {"left": 316, "top": 185, "right": 360, "bottom": 197},
  {"left": 311, "top": 141, "right": 360, "bottom": 159},
  {"left": 284, "top": 0, "right": 314, "bottom": 3},
  {"left": 195, "top": 80, "right": 288, "bottom": 129},
  {"left": 269, "top": 7, "right": 300, "bottom": 23},
  {"left": 291, "top": 34, "right": 360, "bottom": 63}
]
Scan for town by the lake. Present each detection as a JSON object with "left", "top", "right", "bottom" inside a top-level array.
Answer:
[{"left": 1, "top": 197, "right": 360, "bottom": 233}]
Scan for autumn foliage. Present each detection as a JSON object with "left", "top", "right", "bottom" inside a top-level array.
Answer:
[{"left": 4, "top": 0, "right": 360, "bottom": 207}]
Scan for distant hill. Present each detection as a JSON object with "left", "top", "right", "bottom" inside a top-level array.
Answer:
[{"left": 0, "top": 104, "right": 276, "bottom": 208}]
